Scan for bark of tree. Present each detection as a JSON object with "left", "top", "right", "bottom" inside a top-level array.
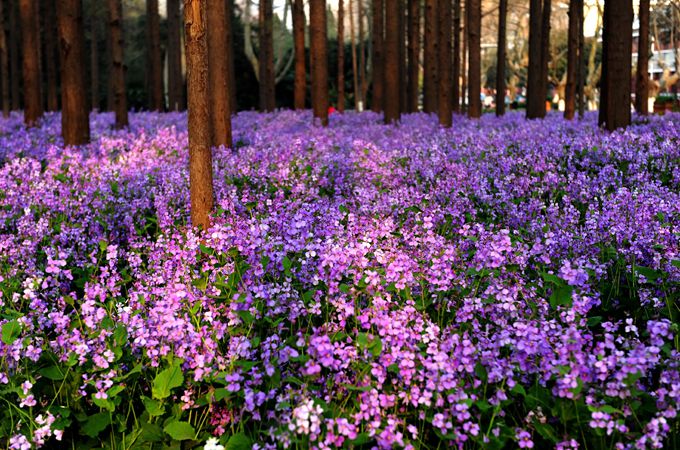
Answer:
[
  {"left": 564, "top": 0, "right": 578, "bottom": 119},
  {"left": 167, "top": 0, "right": 184, "bottom": 111},
  {"left": 407, "top": 0, "right": 420, "bottom": 112},
  {"left": 577, "top": 0, "right": 584, "bottom": 117},
  {"left": 259, "top": 0, "right": 275, "bottom": 111},
  {"left": 371, "top": 0, "right": 383, "bottom": 112},
  {"left": 9, "top": 0, "right": 20, "bottom": 110},
  {"left": 358, "top": 0, "right": 366, "bottom": 108},
  {"left": 527, "top": 0, "right": 543, "bottom": 118},
  {"left": 496, "top": 0, "right": 506, "bottom": 116},
  {"left": 461, "top": 6, "right": 466, "bottom": 111},
  {"left": 147, "top": 0, "right": 163, "bottom": 110},
  {"left": 20, "top": 0, "right": 42, "bottom": 126},
  {"left": 207, "top": 0, "right": 232, "bottom": 147},
  {"left": 350, "top": 0, "right": 359, "bottom": 108},
  {"left": 184, "top": 0, "right": 213, "bottom": 230},
  {"left": 438, "top": 0, "right": 451, "bottom": 126},
  {"left": 0, "top": 0, "right": 9, "bottom": 116},
  {"left": 384, "top": 0, "right": 399, "bottom": 123},
  {"left": 293, "top": 0, "right": 306, "bottom": 109},
  {"left": 57, "top": 0, "right": 90, "bottom": 144},
  {"left": 398, "top": 0, "right": 406, "bottom": 113},
  {"left": 107, "top": 0, "right": 128, "bottom": 129},
  {"left": 539, "top": 0, "right": 551, "bottom": 114},
  {"left": 226, "top": 0, "right": 236, "bottom": 113},
  {"left": 423, "top": 0, "right": 437, "bottom": 113},
  {"left": 598, "top": 0, "right": 632, "bottom": 131},
  {"left": 466, "top": 0, "right": 480, "bottom": 118},
  {"left": 635, "top": 0, "right": 649, "bottom": 115},
  {"left": 309, "top": 0, "right": 328, "bottom": 125},
  {"left": 43, "top": 0, "right": 59, "bottom": 111},
  {"left": 90, "top": 4, "right": 99, "bottom": 111},
  {"left": 452, "top": 0, "right": 460, "bottom": 112},
  {"left": 337, "top": 0, "right": 345, "bottom": 111}
]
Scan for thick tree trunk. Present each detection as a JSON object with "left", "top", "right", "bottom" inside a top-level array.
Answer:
[
  {"left": 309, "top": 0, "right": 328, "bottom": 125},
  {"left": 539, "top": 0, "right": 551, "bottom": 115},
  {"left": 599, "top": 0, "right": 632, "bottom": 131},
  {"left": 461, "top": 7, "right": 466, "bottom": 111},
  {"left": 58, "top": 0, "right": 90, "bottom": 144},
  {"left": 527, "top": 0, "right": 543, "bottom": 118},
  {"left": 43, "top": 0, "right": 59, "bottom": 111},
  {"left": 20, "top": 0, "right": 42, "bottom": 126},
  {"left": 0, "top": 0, "right": 9, "bottom": 117},
  {"left": 635, "top": 0, "right": 649, "bottom": 115},
  {"left": 90, "top": 4, "right": 99, "bottom": 111},
  {"left": 259, "top": 0, "right": 275, "bottom": 111},
  {"left": 496, "top": 0, "right": 506, "bottom": 116},
  {"left": 407, "top": 0, "right": 420, "bottom": 112},
  {"left": 423, "top": 0, "right": 437, "bottom": 113},
  {"left": 564, "top": 0, "right": 578, "bottom": 119},
  {"left": 184, "top": 0, "right": 213, "bottom": 230},
  {"left": 293, "top": 0, "right": 306, "bottom": 109},
  {"left": 577, "top": 0, "right": 584, "bottom": 117},
  {"left": 167, "top": 0, "right": 184, "bottom": 111},
  {"left": 225, "top": 0, "right": 236, "bottom": 113},
  {"left": 107, "top": 0, "right": 128, "bottom": 129},
  {"left": 438, "top": 0, "right": 451, "bottom": 126},
  {"left": 466, "top": 0, "right": 480, "bottom": 118},
  {"left": 147, "top": 0, "right": 163, "bottom": 110},
  {"left": 452, "top": 0, "right": 460, "bottom": 113},
  {"left": 398, "top": 0, "right": 406, "bottom": 113},
  {"left": 337, "top": 0, "right": 345, "bottom": 111},
  {"left": 384, "top": 0, "right": 399, "bottom": 123},
  {"left": 371, "top": 0, "right": 383, "bottom": 112},
  {"left": 9, "top": 0, "right": 20, "bottom": 110},
  {"left": 207, "top": 0, "right": 232, "bottom": 147}
]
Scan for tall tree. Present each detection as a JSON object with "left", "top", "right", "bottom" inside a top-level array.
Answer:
[
  {"left": 107, "top": 0, "right": 128, "bottom": 128},
  {"left": 407, "top": 0, "right": 420, "bottom": 112},
  {"left": 384, "top": 0, "right": 400, "bottom": 123},
  {"left": 259, "top": 0, "right": 275, "bottom": 111},
  {"left": 358, "top": 0, "right": 366, "bottom": 108},
  {"left": 58, "top": 0, "right": 90, "bottom": 145},
  {"left": 146, "top": 0, "right": 163, "bottom": 110},
  {"left": 167, "top": 0, "right": 184, "bottom": 111},
  {"left": 527, "top": 0, "right": 543, "bottom": 118},
  {"left": 184, "top": 0, "right": 213, "bottom": 229},
  {"left": 225, "top": 0, "right": 236, "bottom": 113},
  {"left": 423, "top": 0, "right": 437, "bottom": 113},
  {"left": 452, "top": 0, "right": 461, "bottom": 112},
  {"left": 310, "top": 0, "right": 328, "bottom": 125},
  {"left": 9, "top": 0, "right": 19, "bottom": 110},
  {"left": 0, "top": 0, "right": 9, "bottom": 117},
  {"left": 496, "top": 0, "right": 507, "bottom": 116},
  {"left": 599, "top": 0, "right": 632, "bottom": 131},
  {"left": 398, "top": 0, "right": 406, "bottom": 113},
  {"left": 207, "top": 0, "right": 232, "bottom": 147},
  {"left": 337, "top": 0, "right": 345, "bottom": 111},
  {"left": 43, "top": 0, "right": 59, "bottom": 111},
  {"left": 539, "top": 0, "right": 551, "bottom": 114},
  {"left": 371, "top": 0, "right": 383, "bottom": 112},
  {"left": 438, "top": 0, "right": 451, "bottom": 126},
  {"left": 293, "top": 0, "right": 306, "bottom": 109},
  {"left": 467, "top": 0, "right": 480, "bottom": 118},
  {"left": 350, "top": 0, "right": 359, "bottom": 108},
  {"left": 90, "top": 3, "right": 99, "bottom": 110},
  {"left": 20, "top": 0, "right": 42, "bottom": 126},
  {"left": 635, "top": 0, "right": 650, "bottom": 115},
  {"left": 577, "top": 0, "right": 584, "bottom": 117},
  {"left": 564, "top": 0, "right": 578, "bottom": 119}
]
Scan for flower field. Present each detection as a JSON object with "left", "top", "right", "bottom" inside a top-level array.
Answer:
[{"left": 0, "top": 111, "right": 678, "bottom": 449}]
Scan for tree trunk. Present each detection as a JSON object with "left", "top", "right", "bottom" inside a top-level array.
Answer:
[
  {"left": 598, "top": 0, "right": 632, "bottom": 131},
  {"left": 184, "top": 0, "right": 213, "bottom": 229},
  {"left": 635, "top": 0, "right": 649, "bottom": 115},
  {"left": 9, "top": 0, "right": 20, "bottom": 110},
  {"left": 452, "top": 0, "right": 460, "bottom": 113},
  {"left": 371, "top": 0, "right": 383, "bottom": 112},
  {"left": 293, "top": 0, "right": 306, "bottom": 109},
  {"left": 423, "top": 0, "right": 437, "bottom": 113},
  {"left": 43, "top": 0, "right": 59, "bottom": 111},
  {"left": 527, "top": 0, "right": 542, "bottom": 118},
  {"left": 358, "top": 0, "right": 366, "bottom": 110},
  {"left": 90, "top": 4, "right": 99, "bottom": 111},
  {"left": 577, "top": 0, "right": 584, "bottom": 117},
  {"left": 539, "top": 0, "right": 551, "bottom": 115},
  {"left": 564, "top": 0, "right": 578, "bottom": 119},
  {"left": 225, "top": 0, "right": 236, "bottom": 113},
  {"left": 167, "top": 0, "right": 184, "bottom": 111},
  {"left": 107, "top": 0, "right": 128, "bottom": 129},
  {"left": 20, "top": 0, "right": 42, "bottom": 126},
  {"left": 438, "top": 0, "right": 451, "bottom": 126},
  {"left": 147, "top": 0, "right": 163, "bottom": 110},
  {"left": 461, "top": 9, "right": 466, "bottom": 111},
  {"left": 398, "top": 0, "right": 406, "bottom": 113},
  {"left": 466, "top": 0, "right": 480, "bottom": 118},
  {"left": 350, "top": 0, "right": 359, "bottom": 109},
  {"left": 57, "top": 0, "right": 90, "bottom": 144},
  {"left": 310, "top": 0, "right": 328, "bottom": 125},
  {"left": 337, "top": 0, "right": 345, "bottom": 111},
  {"left": 384, "top": 0, "right": 399, "bottom": 123},
  {"left": 407, "top": 0, "right": 420, "bottom": 112},
  {"left": 0, "top": 0, "right": 10, "bottom": 117},
  {"left": 207, "top": 0, "right": 232, "bottom": 147},
  {"left": 259, "top": 0, "right": 275, "bottom": 111},
  {"left": 496, "top": 0, "right": 506, "bottom": 116}
]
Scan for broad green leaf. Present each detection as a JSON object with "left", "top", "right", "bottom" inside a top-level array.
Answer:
[
  {"left": 1, "top": 320, "right": 21, "bottom": 345},
  {"left": 142, "top": 396, "right": 165, "bottom": 416},
  {"left": 38, "top": 365, "right": 65, "bottom": 381},
  {"left": 81, "top": 412, "right": 111, "bottom": 438},
  {"left": 163, "top": 421, "right": 195, "bottom": 441},
  {"left": 225, "top": 432, "right": 252, "bottom": 450},
  {"left": 152, "top": 360, "right": 184, "bottom": 400}
]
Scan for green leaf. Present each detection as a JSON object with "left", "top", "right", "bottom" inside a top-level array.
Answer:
[
  {"left": 163, "top": 421, "right": 195, "bottom": 441},
  {"left": 532, "top": 421, "right": 559, "bottom": 444},
  {"left": 671, "top": 260, "right": 680, "bottom": 269},
  {"left": 99, "top": 240, "right": 108, "bottom": 253},
  {"left": 549, "top": 285, "right": 574, "bottom": 308},
  {"left": 81, "top": 412, "right": 111, "bottom": 438},
  {"left": 38, "top": 365, "right": 65, "bottom": 381},
  {"left": 634, "top": 266, "right": 662, "bottom": 281},
  {"left": 350, "top": 433, "right": 371, "bottom": 445},
  {"left": 151, "top": 360, "right": 184, "bottom": 400},
  {"left": 225, "top": 432, "right": 252, "bottom": 450},
  {"left": 142, "top": 396, "right": 165, "bottom": 416},
  {"left": 92, "top": 396, "right": 115, "bottom": 412},
  {"left": 368, "top": 337, "right": 383, "bottom": 357},
  {"left": 1, "top": 320, "right": 21, "bottom": 345},
  {"left": 510, "top": 383, "right": 526, "bottom": 397}
]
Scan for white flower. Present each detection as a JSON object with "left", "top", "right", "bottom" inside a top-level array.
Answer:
[{"left": 204, "top": 437, "right": 225, "bottom": 450}]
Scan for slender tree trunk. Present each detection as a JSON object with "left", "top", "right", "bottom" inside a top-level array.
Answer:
[
  {"left": 423, "top": 0, "right": 437, "bottom": 113},
  {"left": 539, "top": 0, "right": 551, "bottom": 115},
  {"left": 496, "top": 0, "right": 506, "bottom": 116},
  {"left": 90, "top": 4, "right": 99, "bottom": 111},
  {"left": 9, "top": 0, "right": 20, "bottom": 110},
  {"left": 407, "top": 0, "right": 419, "bottom": 112},
  {"left": 207, "top": 0, "right": 232, "bottom": 147},
  {"left": 226, "top": 0, "right": 236, "bottom": 113},
  {"left": 58, "top": 0, "right": 90, "bottom": 144},
  {"left": 43, "top": 0, "right": 59, "bottom": 111},
  {"left": 0, "top": 0, "right": 10, "bottom": 116},
  {"left": 310, "top": 0, "right": 328, "bottom": 125},
  {"left": 358, "top": 0, "right": 365, "bottom": 109},
  {"left": 337, "top": 0, "right": 345, "bottom": 111},
  {"left": 635, "top": 0, "right": 649, "bottom": 115},
  {"left": 577, "top": 0, "right": 584, "bottom": 117},
  {"left": 259, "top": 0, "right": 275, "bottom": 111},
  {"left": 452, "top": 0, "right": 460, "bottom": 112},
  {"left": 371, "top": 0, "right": 383, "bottom": 112},
  {"left": 108, "top": 0, "right": 128, "bottom": 129},
  {"left": 147, "top": 0, "right": 163, "bottom": 110},
  {"left": 527, "top": 0, "right": 542, "bottom": 118},
  {"left": 564, "top": 0, "right": 578, "bottom": 119},
  {"left": 461, "top": 12, "right": 466, "bottom": 111},
  {"left": 167, "top": 0, "right": 184, "bottom": 111},
  {"left": 384, "top": 0, "right": 399, "bottom": 123},
  {"left": 184, "top": 0, "right": 213, "bottom": 229},
  {"left": 599, "top": 0, "right": 632, "bottom": 131},
  {"left": 20, "top": 0, "right": 42, "bottom": 126},
  {"left": 438, "top": 0, "right": 451, "bottom": 126},
  {"left": 350, "top": 0, "right": 359, "bottom": 109},
  {"left": 398, "top": 0, "right": 406, "bottom": 113},
  {"left": 466, "top": 0, "right": 480, "bottom": 118},
  {"left": 293, "top": 0, "right": 306, "bottom": 109}
]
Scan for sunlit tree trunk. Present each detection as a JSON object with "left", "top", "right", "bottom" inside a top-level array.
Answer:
[
  {"left": 167, "top": 0, "right": 184, "bottom": 111},
  {"left": 438, "top": 0, "right": 451, "bottom": 126},
  {"left": 635, "top": 0, "right": 649, "bottom": 115},
  {"left": 423, "top": 0, "right": 437, "bottom": 113},
  {"left": 309, "top": 0, "right": 328, "bottom": 125},
  {"left": 564, "top": 0, "right": 578, "bottom": 119},
  {"left": 384, "top": 0, "right": 399, "bottom": 123},
  {"left": 107, "top": 0, "right": 128, "bottom": 128},
  {"left": 207, "top": 0, "right": 232, "bottom": 147},
  {"left": 259, "top": 0, "right": 275, "bottom": 111},
  {"left": 407, "top": 0, "right": 419, "bottom": 112},
  {"left": 371, "top": 0, "right": 383, "bottom": 112},
  {"left": 496, "top": 0, "right": 506, "bottom": 116},
  {"left": 293, "top": 0, "right": 306, "bottom": 109},
  {"left": 0, "top": 0, "right": 9, "bottom": 117},
  {"left": 338, "top": 0, "right": 345, "bottom": 111},
  {"left": 466, "top": 0, "right": 480, "bottom": 118}
]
